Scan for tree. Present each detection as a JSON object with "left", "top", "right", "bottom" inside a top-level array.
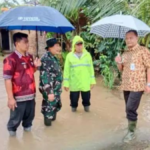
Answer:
[
  {"left": 0, "top": 0, "right": 21, "bottom": 14},
  {"left": 131, "top": 0, "right": 150, "bottom": 47},
  {"left": 40, "top": 0, "right": 129, "bottom": 34},
  {"left": 132, "top": 0, "right": 150, "bottom": 25}
]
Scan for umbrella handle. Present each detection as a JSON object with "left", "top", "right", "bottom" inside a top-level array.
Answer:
[{"left": 117, "top": 53, "right": 120, "bottom": 56}]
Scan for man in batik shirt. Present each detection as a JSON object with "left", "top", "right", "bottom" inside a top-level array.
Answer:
[{"left": 115, "top": 30, "right": 150, "bottom": 143}]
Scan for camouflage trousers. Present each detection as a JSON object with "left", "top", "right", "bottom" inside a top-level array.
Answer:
[{"left": 41, "top": 94, "right": 62, "bottom": 119}]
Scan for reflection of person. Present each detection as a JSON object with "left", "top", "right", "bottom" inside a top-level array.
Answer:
[
  {"left": 63, "top": 36, "right": 96, "bottom": 112},
  {"left": 39, "top": 38, "right": 63, "bottom": 126},
  {"left": 115, "top": 30, "right": 150, "bottom": 143},
  {"left": 3, "top": 32, "right": 41, "bottom": 136}
]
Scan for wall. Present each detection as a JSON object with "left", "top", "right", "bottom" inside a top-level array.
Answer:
[{"left": 11, "top": 30, "right": 46, "bottom": 57}]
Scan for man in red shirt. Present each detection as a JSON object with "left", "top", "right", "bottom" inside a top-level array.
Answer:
[{"left": 3, "top": 32, "right": 41, "bottom": 136}]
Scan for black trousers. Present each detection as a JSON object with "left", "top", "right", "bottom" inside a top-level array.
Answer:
[
  {"left": 7, "top": 100, "right": 35, "bottom": 131},
  {"left": 123, "top": 91, "right": 143, "bottom": 121},
  {"left": 70, "top": 91, "right": 91, "bottom": 108}
]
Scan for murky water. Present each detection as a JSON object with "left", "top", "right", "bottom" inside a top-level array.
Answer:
[{"left": 0, "top": 59, "right": 150, "bottom": 150}]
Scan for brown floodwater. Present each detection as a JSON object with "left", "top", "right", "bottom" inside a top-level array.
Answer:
[{"left": 0, "top": 61, "right": 150, "bottom": 150}]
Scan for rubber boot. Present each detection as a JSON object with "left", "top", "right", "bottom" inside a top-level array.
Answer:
[
  {"left": 24, "top": 127, "right": 31, "bottom": 132},
  {"left": 123, "top": 120, "right": 137, "bottom": 143},
  {"left": 44, "top": 117, "right": 52, "bottom": 126},
  {"left": 84, "top": 106, "right": 90, "bottom": 112},
  {"left": 9, "top": 131, "right": 16, "bottom": 136},
  {"left": 52, "top": 113, "right": 57, "bottom": 121},
  {"left": 72, "top": 107, "right": 77, "bottom": 112}
]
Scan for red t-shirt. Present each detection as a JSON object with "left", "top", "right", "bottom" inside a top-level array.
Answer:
[{"left": 3, "top": 51, "right": 36, "bottom": 102}]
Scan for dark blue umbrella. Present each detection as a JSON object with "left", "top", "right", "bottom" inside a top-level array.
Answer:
[
  {"left": 0, "top": 6, "right": 74, "bottom": 33},
  {"left": 0, "top": 6, "right": 75, "bottom": 56}
]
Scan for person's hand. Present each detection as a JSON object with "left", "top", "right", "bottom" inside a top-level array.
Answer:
[
  {"left": 48, "top": 94, "right": 55, "bottom": 102},
  {"left": 8, "top": 98, "right": 17, "bottom": 111},
  {"left": 34, "top": 57, "right": 41, "bottom": 67},
  {"left": 64, "top": 87, "right": 69, "bottom": 92},
  {"left": 115, "top": 53, "right": 122, "bottom": 64},
  {"left": 91, "top": 84, "right": 94, "bottom": 89},
  {"left": 145, "top": 85, "right": 150, "bottom": 93}
]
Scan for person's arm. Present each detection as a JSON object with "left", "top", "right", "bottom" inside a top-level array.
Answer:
[
  {"left": 115, "top": 53, "right": 124, "bottom": 71},
  {"left": 140, "top": 48, "right": 150, "bottom": 92},
  {"left": 147, "top": 69, "right": 150, "bottom": 83},
  {"left": 142, "top": 48, "right": 150, "bottom": 92},
  {"left": 63, "top": 55, "right": 70, "bottom": 91},
  {"left": 33, "top": 57, "right": 41, "bottom": 72},
  {"left": 5, "top": 79, "right": 17, "bottom": 111},
  {"left": 3, "top": 58, "right": 17, "bottom": 111},
  {"left": 40, "top": 59, "right": 55, "bottom": 100},
  {"left": 5, "top": 79, "right": 13, "bottom": 99},
  {"left": 89, "top": 54, "right": 96, "bottom": 88},
  {"left": 117, "top": 63, "right": 123, "bottom": 71}
]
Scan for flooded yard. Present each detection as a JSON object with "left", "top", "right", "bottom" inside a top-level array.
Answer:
[{"left": 0, "top": 59, "right": 150, "bottom": 150}]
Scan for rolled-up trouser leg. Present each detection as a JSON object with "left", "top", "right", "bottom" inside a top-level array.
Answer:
[
  {"left": 7, "top": 100, "right": 35, "bottom": 131},
  {"left": 41, "top": 95, "right": 62, "bottom": 119},
  {"left": 22, "top": 100, "right": 35, "bottom": 128}
]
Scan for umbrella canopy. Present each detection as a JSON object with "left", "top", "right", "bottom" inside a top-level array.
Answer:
[
  {"left": 0, "top": 6, "right": 74, "bottom": 33},
  {"left": 90, "top": 14, "right": 150, "bottom": 38}
]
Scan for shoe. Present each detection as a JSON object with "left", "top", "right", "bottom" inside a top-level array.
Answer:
[
  {"left": 52, "top": 113, "right": 57, "bottom": 121},
  {"left": 72, "top": 107, "right": 77, "bottom": 112},
  {"left": 44, "top": 117, "right": 52, "bottom": 126},
  {"left": 123, "top": 120, "right": 137, "bottom": 143},
  {"left": 9, "top": 131, "right": 16, "bottom": 136},
  {"left": 24, "top": 127, "right": 31, "bottom": 132},
  {"left": 84, "top": 106, "right": 90, "bottom": 112}
]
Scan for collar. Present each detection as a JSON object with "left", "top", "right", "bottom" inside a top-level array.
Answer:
[
  {"left": 15, "top": 50, "right": 29, "bottom": 58},
  {"left": 47, "top": 51, "right": 55, "bottom": 58},
  {"left": 128, "top": 44, "right": 139, "bottom": 51}
]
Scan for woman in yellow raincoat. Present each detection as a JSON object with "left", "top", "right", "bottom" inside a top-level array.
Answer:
[{"left": 63, "top": 36, "right": 96, "bottom": 112}]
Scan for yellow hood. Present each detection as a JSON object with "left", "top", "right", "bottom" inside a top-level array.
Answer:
[{"left": 71, "top": 35, "right": 87, "bottom": 53}]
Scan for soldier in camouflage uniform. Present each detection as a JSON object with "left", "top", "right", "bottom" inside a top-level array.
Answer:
[{"left": 39, "top": 38, "right": 63, "bottom": 126}]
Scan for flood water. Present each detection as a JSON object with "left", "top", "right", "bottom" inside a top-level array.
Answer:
[{"left": 0, "top": 60, "right": 150, "bottom": 150}]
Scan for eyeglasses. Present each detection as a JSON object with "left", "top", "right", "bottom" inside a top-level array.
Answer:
[{"left": 76, "top": 42, "right": 83, "bottom": 46}]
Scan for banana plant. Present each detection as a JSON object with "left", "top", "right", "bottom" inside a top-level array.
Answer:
[{"left": 131, "top": 0, "right": 150, "bottom": 48}]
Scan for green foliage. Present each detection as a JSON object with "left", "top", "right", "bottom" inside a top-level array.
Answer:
[
  {"left": 97, "top": 39, "right": 125, "bottom": 65},
  {"left": 98, "top": 55, "right": 117, "bottom": 89},
  {"left": 85, "top": 0, "right": 129, "bottom": 22},
  {"left": 40, "top": 0, "right": 129, "bottom": 34},
  {"left": 0, "top": 45, "right": 4, "bottom": 56},
  {"left": 80, "top": 23, "right": 101, "bottom": 52},
  {"left": 93, "top": 39, "right": 125, "bottom": 88},
  {"left": 0, "top": 0, "right": 23, "bottom": 14},
  {"left": 46, "top": 32, "right": 55, "bottom": 39},
  {"left": 131, "top": 0, "right": 150, "bottom": 48}
]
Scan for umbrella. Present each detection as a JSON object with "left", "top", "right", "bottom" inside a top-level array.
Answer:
[
  {"left": 90, "top": 14, "right": 150, "bottom": 39},
  {"left": 0, "top": 6, "right": 75, "bottom": 56}
]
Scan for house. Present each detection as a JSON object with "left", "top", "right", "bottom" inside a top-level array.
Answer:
[{"left": 0, "top": 29, "right": 47, "bottom": 57}]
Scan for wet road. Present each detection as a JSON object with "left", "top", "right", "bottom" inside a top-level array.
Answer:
[{"left": 0, "top": 59, "right": 150, "bottom": 150}]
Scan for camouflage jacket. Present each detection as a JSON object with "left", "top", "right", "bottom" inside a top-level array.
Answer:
[{"left": 39, "top": 51, "right": 63, "bottom": 96}]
